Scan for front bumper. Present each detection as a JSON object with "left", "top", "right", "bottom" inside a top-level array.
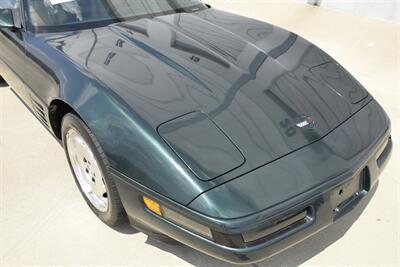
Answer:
[{"left": 112, "top": 101, "right": 392, "bottom": 264}]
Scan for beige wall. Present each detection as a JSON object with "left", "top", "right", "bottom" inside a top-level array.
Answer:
[{"left": 207, "top": 0, "right": 399, "bottom": 23}]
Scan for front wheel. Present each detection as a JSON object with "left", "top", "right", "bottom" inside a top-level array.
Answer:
[{"left": 62, "top": 113, "right": 126, "bottom": 226}]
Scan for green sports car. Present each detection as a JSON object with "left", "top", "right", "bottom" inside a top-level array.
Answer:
[{"left": 0, "top": 0, "right": 392, "bottom": 264}]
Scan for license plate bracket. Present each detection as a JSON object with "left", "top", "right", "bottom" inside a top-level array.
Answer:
[{"left": 331, "top": 176, "right": 361, "bottom": 213}]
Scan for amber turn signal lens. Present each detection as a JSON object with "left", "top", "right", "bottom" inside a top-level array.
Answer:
[{"left": 143, "top": 196, "right": 162, "bottom": 216}]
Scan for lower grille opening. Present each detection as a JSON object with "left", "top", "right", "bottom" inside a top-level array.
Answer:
[
  {"left": 243, "top": 207, "right": 312, "bottom": 246},
  {"left": 360, "top": 167, "right": 371, "bottom": 192}
]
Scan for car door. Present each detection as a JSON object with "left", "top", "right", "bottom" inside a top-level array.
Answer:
[{"left": 0, "top": 0, "right": 28, "bottom": 102}]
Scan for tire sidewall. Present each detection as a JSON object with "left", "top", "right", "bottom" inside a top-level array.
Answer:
[{"left": 61, "top": 113, "right": 117, "bottom": 223}]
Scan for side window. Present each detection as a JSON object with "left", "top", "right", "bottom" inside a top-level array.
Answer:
[{"left": 0, "top": 0, "right": 19, "bottom": 9}]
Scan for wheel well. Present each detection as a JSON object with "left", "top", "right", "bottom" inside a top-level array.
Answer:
[{"left": 48, "top": 100, "right": 79, "bottom": 140}]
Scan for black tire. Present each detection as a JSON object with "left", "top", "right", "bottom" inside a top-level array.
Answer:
[
  {"left": 0, "top": 76, "right": 5, "bottom": 84},
  {"left": 62, "top": 113, "right": 127, "bottom": 226}
]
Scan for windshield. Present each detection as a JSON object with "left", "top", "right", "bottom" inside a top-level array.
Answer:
[
  {"left": 0, "top": 0, "right": 19, "bottom": 9},
  {"left": 27, "top": 0, "right": 206, "bottom": 32}
]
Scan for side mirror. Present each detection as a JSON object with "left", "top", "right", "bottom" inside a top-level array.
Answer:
[
  {"left": 0, "top": 8, "right": 21, "bottom": 29},
  {"left": 0, "top": 9, "right": 15, "bottom": 28}
]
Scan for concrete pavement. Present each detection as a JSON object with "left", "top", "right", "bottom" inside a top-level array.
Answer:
[{"left": 1, "top": 1, "right": 399, "bottom": 266}]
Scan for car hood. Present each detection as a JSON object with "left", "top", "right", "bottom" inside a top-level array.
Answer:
[{"left": 45, "top": 8, "right": 370, "bottom": 182}]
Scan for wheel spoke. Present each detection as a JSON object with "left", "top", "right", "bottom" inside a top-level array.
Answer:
[
  {"left": 66, "top": 128, "right": 109, "bottom": 212},
  {"left": 93, "top": 178, "right": 107, "bottom": 197}
]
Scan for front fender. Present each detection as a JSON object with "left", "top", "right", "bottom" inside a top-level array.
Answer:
[{"left": 66, "top": 81, "right": 210, "bottom": 205}]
